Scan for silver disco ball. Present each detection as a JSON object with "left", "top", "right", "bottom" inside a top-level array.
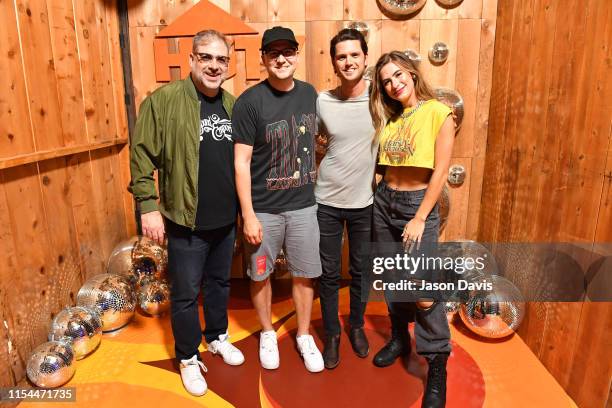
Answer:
[
  {"left": 49, "top": 306, "right": 102, "bottom": 359},
  {"left": 404, "top": 49, "right": 422, "bottom": 66},
  {"left": 137, "top": 279, "right": 171, "bottom": 316},
  {"left": 444, "top": 301, "right": 460, "bottom": 322},
  {"left": 364, "top": 66, "right": 376, "bottom": 82},
  {"left": 428, "top": 42, "right": 450, "bottom": 64},
  {"left": 77, "top": 274, "right": 136, "bottom": 332},
  {"left": 435, "top": 88, "right": 464, "bottom": 131},
  {"left": 26, "top": 339, "right": 75, "bottom": 388},
  {"left": 438, "top": 184, "right": 450, "bottom": 232},
  {"left": 459, "top": 275, "right": 525, "bottom": 339},
  {"left": 377, "top": 0, "right": 427, "bottom": 16},
  {"left": 107, "top": 236, "right": 167, "bottom": 287},
  {"left": 345, "top": 21, "right": 370, "bottom": 42}
]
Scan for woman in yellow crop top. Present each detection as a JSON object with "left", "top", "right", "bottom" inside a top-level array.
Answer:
[{"left": 369, "top": 51, "right": 454, "bottom": 408}]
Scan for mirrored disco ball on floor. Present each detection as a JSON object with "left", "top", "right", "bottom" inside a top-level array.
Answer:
[
  {"left": 137, "top": 279, "right": 171, "bottom": 316},
  {"left": 49, "top": 306, "right": 102, "bottom": 359},
  {"left": 77, "top": 274, "right": 136, "bottom": 332},
  {"left": 107, "top": 236, "right": 167, "bottom": 287},
  {"left": 459, "top": 275, "right": 525, "bottom": 339},
  {"left": 27, "top": 339, "right": 75, "bottom": 388}
]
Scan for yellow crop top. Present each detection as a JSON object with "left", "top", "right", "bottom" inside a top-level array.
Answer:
[{"left": 377, "top": 99, "right": 452, "bottom": 169}]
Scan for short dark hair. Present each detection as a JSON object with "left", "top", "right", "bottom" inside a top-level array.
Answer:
[{"left": 329, "top": 28, "right": 368, "bottom": 61}]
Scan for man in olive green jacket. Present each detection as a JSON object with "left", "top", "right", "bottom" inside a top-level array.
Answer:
[{"left": 129, "top": 30, "right": 244, "bottom": 397}]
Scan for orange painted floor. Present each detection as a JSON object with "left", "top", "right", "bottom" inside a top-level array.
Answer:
[{"left": 21, "top": 280, "right": 577, "bottom": 408}]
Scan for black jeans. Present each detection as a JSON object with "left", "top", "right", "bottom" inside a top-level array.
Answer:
[
  {"left": 373, "top": 181, "right": 451, "bottom": 357},
  {"left": 166, "top": 220, "right": 235, "bottom": 361},
  {"left": 317, "top": 203, "right": 372, "bottom": 337}
]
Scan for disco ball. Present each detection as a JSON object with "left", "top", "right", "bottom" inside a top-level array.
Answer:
[
  {"left": 364, "top": 66, "right": 376, "bottom": 82},
  {"left": 444, "top": 301, "right": 460, "bottom": 322},
  {"left": 404, "top": 49, "right": 422, "bottom": 66},
  {"left": 377, "top": 0, "right": 427, "bottom": 16},
  {"left": 77, "top": 274, "right": 136, "bottom": 332},
  {"left": 137, "top": 279, "right": 171, "bottom": 316},
  {"left": 107, "top": 236, "right": 167, "bottom": 288},
  {"left": 434, "top": 88, "right": 464, "bottom": 131},
  {"left": 428, "top": 42, "right": 449, "bottom": 64},
  {"left": 49, "top": 306, "right": 102, "bottom": 359},
  {"left": 26, "top": 339, "right": 75, "bottom": 388},
  {"left": 438, "top": 184, "right": 450, "bottom": 232},
  {"left": 345, "top": 21, "right": 370, "bottom": 42},
  {"left": 459, "top": 275, "right": 525, "bottom": 339}
]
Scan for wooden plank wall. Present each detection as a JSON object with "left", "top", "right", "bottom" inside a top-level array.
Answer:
[
  {"left": 0, "top": 0, "right": 133, "bottom": 386},
  {"left": 479, "top": 0, "right": 612, "bottom": 407},
  {"left": 126, "top": 0, "right": 498, "bottom": 248}
]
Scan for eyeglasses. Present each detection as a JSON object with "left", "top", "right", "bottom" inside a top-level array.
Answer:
[
  {"left": 263, "top": 48, "right": 298, "bottom": 60},
  {"left": 194, "top": 53, "right": 230, "bottom": 66}
]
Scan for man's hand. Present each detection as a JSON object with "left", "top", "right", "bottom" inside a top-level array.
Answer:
[
  {"left": 243, "top": 214, "right": 263, "bottom": 245},
  {"left": 141, "top": 211, "right": 165, "bottom": 245}
]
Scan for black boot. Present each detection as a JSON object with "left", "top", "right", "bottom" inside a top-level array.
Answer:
[
  {"left": 422, "top": 354, "right": 448, "bottom": 408},
  {"left": 373, "top": 327, "right": 410, "bottom": 367},
  {"left": 322, "top": 334, "right": 340, "bottom": 369},
  {"left": 349, "top": 327, "right": 369, "bottom": 358}
]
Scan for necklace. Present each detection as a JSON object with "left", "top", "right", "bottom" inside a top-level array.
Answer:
[{"left": 401, "top": 100, "right": 425, "bottom": 119}]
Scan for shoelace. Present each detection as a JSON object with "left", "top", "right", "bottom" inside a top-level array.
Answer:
[
  {"left": 299, "top": 336, "right": 317, "bottom": 355},
  {"left": 182, "top": 356, "right": 208, "bottom": 374},
  {"left": 217, "top": 339, "right": 239, "bottom": 355}
]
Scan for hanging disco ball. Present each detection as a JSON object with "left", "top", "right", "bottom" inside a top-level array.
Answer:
[
  {"left": 345, "top": 21, "right": 370, "bottom": 42},
  {"left": 137, "top": 279, "right": 171, "bottom": 316},
  {"left": 107, "top": 236, "right": 167, "bottom": 288},
  {"left": 428, "top": 42, "right": 449, "bottom": 64},
  {"left": 26, "top": 338, "right": 75, "bottom": 388},
  {"left": 377, "top": 0, "right": 427, "bottom": 16},
  {"left": 459, "top": 275, "right": 525, "bottom": 339},
  {"left": 77, "top": 274, "right": 136, "bottom": 332},
  {"left": 363, "top": 66, "right": 376, "bottom": 82},
  {"left": 49, "top": 306, "right": 102, "bottom": 360},
  {"left": 404, "top": 49, "right": 422, "bottom": 66},
  {"left": 435, "top": 88, "right": 464, "bottom": 131}
]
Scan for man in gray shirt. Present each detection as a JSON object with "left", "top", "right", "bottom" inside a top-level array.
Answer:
[{"left": 315, "top": 28, "right": 377, "bottom": 369}]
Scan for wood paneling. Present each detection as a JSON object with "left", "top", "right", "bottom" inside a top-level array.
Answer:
[
  {"left": 480, "top": 0, "right": 612, "bottom": 407},
  {"left": 0, "top": 0, "right": 132, "bottom": 386}
]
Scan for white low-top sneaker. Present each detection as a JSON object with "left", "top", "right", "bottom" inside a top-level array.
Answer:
[
  {"left": 179, "top": 355, "right": 208, "bottom": 396},
  {"left": 259, "top": 330, "right": 280, "bottom": 369},
  {"left": 296, "top": 334, "right": 324, "bottom": 373},
  {"left": 207, "top": 332, "right": 245, "bottom": 366}
]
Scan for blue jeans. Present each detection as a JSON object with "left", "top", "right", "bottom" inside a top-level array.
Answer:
[
  {"left": 373, "top": 181, "right": 451, "bottom": 357},
  {"left": 166, "top": 220, "right": 235, "bottom": 361},
  {"left": 317, "top": 203, "right": 372, "bottom": 336}
]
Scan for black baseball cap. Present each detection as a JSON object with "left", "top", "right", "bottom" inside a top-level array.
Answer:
[{"left": 261, "top": 26, "right": 298, "bottom": 50}]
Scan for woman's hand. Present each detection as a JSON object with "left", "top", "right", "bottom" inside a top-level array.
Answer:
[{"left": 402, "top": 216, "right": 425, "bottom": 251}]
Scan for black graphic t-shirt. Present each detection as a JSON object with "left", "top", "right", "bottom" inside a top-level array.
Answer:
[
  {"left": 194, "top": 90, "right": 237, "bottom": 229},
  {"left": 232, "top": 80, "right": 317, "bottom": 213}
]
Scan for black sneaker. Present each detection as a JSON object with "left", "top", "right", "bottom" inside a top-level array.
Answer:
[{"left": 422, "top": 354, "right": 448, "bottom": 408}]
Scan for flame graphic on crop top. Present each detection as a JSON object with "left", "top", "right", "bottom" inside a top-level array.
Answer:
[{"left": 377, "top": 99, "right": 452, "bottom": 169}]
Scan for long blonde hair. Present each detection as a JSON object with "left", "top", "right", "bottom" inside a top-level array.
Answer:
[{"left": 369, "top": 51, "right": 436, "bottom": 138}]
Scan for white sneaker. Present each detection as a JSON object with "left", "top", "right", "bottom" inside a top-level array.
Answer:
[
  {"left": 296, "top": 334, "right": 324, "bottom": 373},
  {"left": 259, "top": 330, "right": 280, "bottom": 369},
  {"left": 179, "top": 355, "right": 208, "bottom": 396},
  {"left": 207, "top": 332, "right": 245, "bottom": 366}
]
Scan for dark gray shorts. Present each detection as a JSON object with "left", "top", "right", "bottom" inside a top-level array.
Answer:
[{"left": 245, "top": 204, "right": 322, "bottom": 281}]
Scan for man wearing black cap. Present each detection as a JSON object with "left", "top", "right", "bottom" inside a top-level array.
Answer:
[{"left": 233, "top": 26, "right": 324, "bottom": 373}]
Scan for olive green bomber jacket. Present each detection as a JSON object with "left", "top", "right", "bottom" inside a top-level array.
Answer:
[{"left": 128, "top": 75, "right": 235, "bottom": 229}]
